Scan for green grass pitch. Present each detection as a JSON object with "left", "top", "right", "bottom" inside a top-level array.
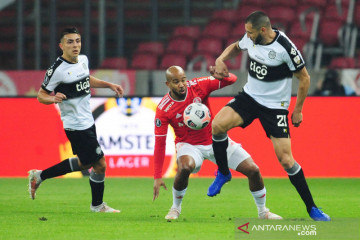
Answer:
[{"left": 0, "top": 178, "right": 359, "bottom": 240}]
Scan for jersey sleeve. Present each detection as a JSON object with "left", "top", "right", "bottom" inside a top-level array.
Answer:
[
  {"left": 41, "top": 59, "right": 63, "bottom": 93},
  {"left": 278, "top": 34, "right": 305, "bottom": 72},
  {"left": 153, "top": 107, "right": 169, "bottom": 179},
  {"left": 219, "top": 73, "right": 237, "bottom": 88},
  {"left": 238, "top": 33, "right": 248, "bottom": 50}
]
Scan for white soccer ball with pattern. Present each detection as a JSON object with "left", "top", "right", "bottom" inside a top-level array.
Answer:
[{"left": 183, "top": 103, "right": 211, "bottom": 130}]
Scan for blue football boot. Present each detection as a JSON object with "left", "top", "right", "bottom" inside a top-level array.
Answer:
[
  {"left": 309, "top": 207, "right": 331, "bottom": 221},
  {"left": 207, "top": 170, "right": 232, "bottom": 197}
]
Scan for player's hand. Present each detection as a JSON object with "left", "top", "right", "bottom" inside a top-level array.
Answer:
[
  {"left": 209, "top": 66, "right": 229, "bottom": 80},
  {"left": 214, "top": 60, "right": 229, "bottom": 78},
  {"left": 291, "top": 111, "right": 303, "bottom": 127},
  {"left": 111, "top": 84, "right": 124, "bottom": 97},
  {"left": 53, "top": 92, "right": 67, "bottom": 103},
  {"left": 153, "top": 178, "right": 167, "bottom": 201}
]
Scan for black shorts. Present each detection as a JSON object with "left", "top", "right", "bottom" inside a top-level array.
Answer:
[
  {"left": 227, "top": 92, "right": 290, "bottom": 138},
  {"left": 65, "top": 124, "right": 104, "bottom": 165}
]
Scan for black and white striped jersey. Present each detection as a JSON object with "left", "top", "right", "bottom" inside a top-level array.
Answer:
[
  {"left": 41, "top": 55, "right": 94, "bottom": 130},
  {"left": 238, "top": 29, "right": 305, "bottom": 109}
]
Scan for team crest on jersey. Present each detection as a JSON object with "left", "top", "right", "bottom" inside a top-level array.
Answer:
[
  {"left": 193, "top": 97, "right": 201, "bottom": 103},
  {"left": 268, "top": 50, "right": 276, "bottom": 59},
  {"left": 155, "top": 118, "right": 161, "bottom": 127}
]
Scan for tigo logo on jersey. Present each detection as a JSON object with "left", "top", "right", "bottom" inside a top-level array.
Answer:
[
  {"left": 250, "top": 61, "right": 268, "bottom": 80},
  {"left": 76, "top": 77, "right": 90, "bottom": 93}
]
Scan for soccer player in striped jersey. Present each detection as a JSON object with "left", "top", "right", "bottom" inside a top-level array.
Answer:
[
  {"left": 209, "top": 11, "right": 330, "bottom": 221},
  {"left": 153, "top": 66, "right": 282, "bottom": 220},
  {"left": 28, "top": 27, "right": 123, "bottom": 213}
]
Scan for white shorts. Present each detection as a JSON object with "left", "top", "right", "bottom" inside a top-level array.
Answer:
[{"left": 175, "top": 138, "right": 251, "bottom": 174}]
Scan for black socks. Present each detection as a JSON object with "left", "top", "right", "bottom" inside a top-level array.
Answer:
[
  {"left": 288, "top": 168, "right": 317, "bottom": 213},
  {"left": 212, "top": 137, "right": 230, "bottom": 175}
]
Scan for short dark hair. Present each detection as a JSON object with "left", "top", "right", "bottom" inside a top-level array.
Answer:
[
  {"left": 59, "top": 27, "right": 80, "bottom": 42},
  {"left": 245, "top": 11, "right": 271, "bottom": 30}
]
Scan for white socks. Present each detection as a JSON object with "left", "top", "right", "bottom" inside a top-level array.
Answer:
[
  {"left": 171, "top": 187, "right": 187, "bottom": 210},
  {"left": 251, "top": 187, "right": 267, "bottom": 214}
]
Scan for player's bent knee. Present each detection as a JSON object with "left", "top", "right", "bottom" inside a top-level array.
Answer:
[
  {"left": 247, "top": 164, "right": 261, "bottom": 179},
  {"left": 178, "top": 163, "right": 194, "bottom": 175},
  {"left": 212, "top": 120, "right": 227, "bottom": 135},
  {"left": 278, "top": 154, "right": 293, "bottom": 169}
]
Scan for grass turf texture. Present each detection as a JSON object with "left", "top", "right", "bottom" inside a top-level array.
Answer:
[{"left": 0, "top": 178, "right": 359, "bottom": 240}]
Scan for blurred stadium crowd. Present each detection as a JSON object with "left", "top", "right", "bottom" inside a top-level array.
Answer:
[{"left": 0, "top": 0, "right": 359, "bottom": 96}]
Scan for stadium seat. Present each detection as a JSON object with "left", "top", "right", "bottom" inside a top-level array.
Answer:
[
  {"left": 166, "top": 38, "right": 194, "bottom": 57},
  {"left": 171, "top": 25, "right": 201, "bottom": 40},
  {"left": 267, "top": 6, "right": 296, "bottom": 30},
  {"left": 238, "top": 0, "right": 265, "bottom": 8},
  {"left": 131, "top": 53, "right": 158, "bottom": 70},
  {"left": 225, "top": 53, "right": 243, "bottom": 70},
  {"left": 134, "top": 41, "right": 165, "bottom": 56},
  {"left": 188, "top": 53, "right": 216, "bottom": 71},
  {"left": 100, "top": 57, "right": 128, "bottom": 70},
  {"left": 211, "top": 9, "right": 238, "bottom": 23},
  {"left": 196, "top": 37, "right": 223, "bottom": 56},
  {"left": 226, "top": 36, "right": 241, "bottom": 47},
  {"left": 159, "top": 53, "right": 187, "bottom": 70},
  {"left": 236, "top": 5, "right": 264, "bottom": 23},
  {"left": 230, "top": 23, "right": 245, "bottom": 39},
  {"left": 201, "top": 20, "right": 232, "bottom": 40},
  {"left": 329, "top": 57, "right": 356, "bottom": 69},
  {"left": 318, "top": 20, "right": 344, "bottom": 47},
  {"left": 301, "top": 0, "right": 327, "bottom": 8},
  {"left": 323, "top": 4, "right": 348, "bottom": 22},
  {"left": 288, "top": 20, "right": 313, "bottom": 40},
  {"left": 355, "top": 2, "right": 360, "bottom": 27},
  {"left": 263, "top": 0, "right": 298, "bottom": 8}
]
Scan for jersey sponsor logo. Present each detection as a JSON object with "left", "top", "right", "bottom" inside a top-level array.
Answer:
[
  {"left": 250, "top": 61, "right": 268, "bottom": 80},
  {"left": 76, "top": 77, "right": 90, "bottom": 93},
  {"left": 290, "top": 48, "right": 297, "bottom": 55},
  {"left": 268, "top": 50, "right": 276, "bottom": 59},
  {"left": 248, "top": 59, "right": 292, "bottom": 82},
  {"left": 54, "top": 76, "right": 90, "bottom": 99},
  {"left": 193, "top": 97, "right": 201, "bottom": 103},
  {"left": 155, "top": 118, "right": 161, "bottom": 127}
]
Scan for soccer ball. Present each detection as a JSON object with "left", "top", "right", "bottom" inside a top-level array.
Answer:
[{"left": 183, "top": 103, "right": 211, "bottom": 130}]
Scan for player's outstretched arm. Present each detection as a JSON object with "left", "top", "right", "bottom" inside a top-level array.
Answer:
[
  {"left": 89, "top": 75, "right": 124, "bottom": 97},
  {"left": 215, "top": 41, "right": 241, "bottom": 76},
  {"left": 153, "top": 178, "right": 167, "bottom": 201},
  {"left": 37, "top": 88, "right": 66, "bottom": 105}
]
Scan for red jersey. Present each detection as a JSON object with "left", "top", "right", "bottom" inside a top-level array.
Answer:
[{"left": 153, "top": 73, "right": 237, "bottom": 178}]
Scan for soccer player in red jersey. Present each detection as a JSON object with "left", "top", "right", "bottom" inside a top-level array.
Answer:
[{"left": 152, "top": 66, "right": 282, "bottom": 220}]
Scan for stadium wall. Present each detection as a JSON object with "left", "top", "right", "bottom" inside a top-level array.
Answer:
[{"left": 0, "top": 96, "right": 359, "bottom": 178}]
